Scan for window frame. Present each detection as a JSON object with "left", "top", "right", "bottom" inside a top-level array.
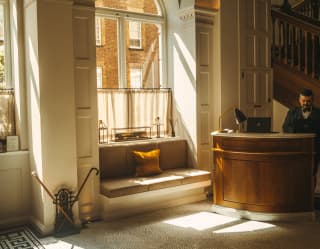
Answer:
[
  {"left": 95, "top": 1, "right": 167, "bottom": 88},
  {"left": 95, "top": 16, "right": 102, "bottom": 46},
  {"left": 0, "top": 0, "right": 11, "bottom": 88}
]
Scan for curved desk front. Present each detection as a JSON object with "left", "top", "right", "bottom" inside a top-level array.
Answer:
[{"left": 211, "top": 132, "right": 315, "bottom": 217}]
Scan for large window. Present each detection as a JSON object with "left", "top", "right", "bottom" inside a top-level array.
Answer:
[
  {"left": 0, "top": 2, "right": 10, "bottom": 89},
  {"left": 95, "top": 1, "right": 170, "bottom": 141},
  {"left": 95, "top": 0, "right": 165, "bottom": 88},
  {"left": 0, "top": 1, "right": 14, "bottom": 141}
]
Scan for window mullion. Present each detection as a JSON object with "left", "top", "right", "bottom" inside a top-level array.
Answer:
[
  {"left": 118, "top": 17, "right": 126, "bottom": 88},
  {"left": 160, "top": 22, "right": 167, "bottom": 88}
]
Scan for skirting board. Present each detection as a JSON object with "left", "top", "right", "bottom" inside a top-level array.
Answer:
[
  {"left": 100, "top": 180, "right": 211, "bottom": 220},
  {"left": 211, "top": 204, "right": 315, "bottom": 222},
  {"left": 0, "top": 215, "right": 30, "bottom": 229}
]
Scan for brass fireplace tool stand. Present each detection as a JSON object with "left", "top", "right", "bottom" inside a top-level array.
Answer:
[{"left": 31, "top": 167, "right": 99, "bottom": 237}]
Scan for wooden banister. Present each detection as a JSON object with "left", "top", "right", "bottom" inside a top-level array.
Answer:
[{"left": 272, "top": 6, "right": 320, "bottom": 109}]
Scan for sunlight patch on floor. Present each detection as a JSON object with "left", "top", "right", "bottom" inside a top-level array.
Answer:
[
  {"left": 213, "top": 220, "right": 275, "bottom": 233},
  {"left": 43, "top": 240, "right": 84, "bottom": 249},
  {"left": 163, "top": 211, "right": 239, "bottom": 230}
]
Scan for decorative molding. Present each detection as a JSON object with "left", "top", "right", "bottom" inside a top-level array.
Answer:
[
  {"left": 73, "top": 0, "right": 94, "bottom": 7},
  {"left": 178, "top": 6, "right": 218, "bottom": 24},
  {"left": 178, "top": 6, "right": 195, "bottom": 22}
]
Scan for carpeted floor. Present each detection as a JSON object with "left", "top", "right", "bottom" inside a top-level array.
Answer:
[
  {"left": 38, "top": 200, "right": 320, "bottom": 249},
  {"left": 0, "top": 226, "right": 45, "bottom": 249}
]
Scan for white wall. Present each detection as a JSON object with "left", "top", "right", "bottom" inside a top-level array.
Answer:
[
  {"left": 164, "top": 0, "right": 198, "bottom": 166},
  {"left": 24, "top": 0, "right": 79, "bottom": 235},
  {"left": 219, "top": 0, "right": 240, "bottom": 130},
  {"left": 0, "top": 151, "right": 30, "bottom": 228}
]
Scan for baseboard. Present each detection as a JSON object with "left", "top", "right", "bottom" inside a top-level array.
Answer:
[
  {"left": 29, "top": 215, "right": 54, "bottom": 236},
  {"left": 0, "top": 215, "right": 30, "bottom": 229}
]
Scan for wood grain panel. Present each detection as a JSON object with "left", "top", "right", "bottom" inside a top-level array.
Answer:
[
  {"left": 212, "top": 134, "right": 314, "bottom": 212},
  {"left": 73, "top": 17, "right": 89, "bottom": 59}
]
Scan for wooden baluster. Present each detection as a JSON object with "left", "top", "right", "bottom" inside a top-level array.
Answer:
[
  {"left": 284, "top": 22, "right": 288, "bottom": 64},
  {"left": 293, "top": 26, "right": 298, "bottom": 68},
  {"left": 280, "top": 21, "right": 284, "bottom": 62},
  {"left": 304, "top": 30, "right": 308, "bottom": 75},
  {"left": 297, "top": 27, "right": 301, "bottom": 71},
  {"left": 272, "top": 16, "right": 276, "bottom": 64},
  {"left": 312, "top": 33, "right": 315, "bottom": 79},
  {"left": 274, "top": 19, "right": 281, "bottom": 62},
  {"left": 315, "top": 35, "right": 320, "bottom": 79},
  {"left": 291, "top": 25, "right": 294, "bottom": 67}
]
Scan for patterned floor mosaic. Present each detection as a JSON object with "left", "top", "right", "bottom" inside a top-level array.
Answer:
[{"left": 0, "top": 226, "right": 44, "bottom": 249}]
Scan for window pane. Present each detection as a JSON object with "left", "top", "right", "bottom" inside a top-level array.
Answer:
[
  {"left": 95, "top": 0, "right": 161, "bottom": 16},
  {"left": 0, "top": 5, "right": 5, "bottom": 88},
  {"left": 126, "top": 21, "right": 161, "bottom": 88},
  {"left": 130, "top": 68, "right": 143, "bottom": 88},
  {"left": 96, "top": 67, "right": 103, "bottom": 88},
  {"left": 129, "top": 21, "right": 142, "bottom": 49},
  {"left": 96, "top": 18, "right": 119, "bottom": 88}
]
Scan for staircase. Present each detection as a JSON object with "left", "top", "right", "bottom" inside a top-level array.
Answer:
[{"left": 272, "top": 0, "right": 320, "bottom": 108}]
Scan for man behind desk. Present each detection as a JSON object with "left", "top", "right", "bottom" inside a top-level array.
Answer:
[{"left": 282, "top": 88, "right": 320, "bottom": 193}]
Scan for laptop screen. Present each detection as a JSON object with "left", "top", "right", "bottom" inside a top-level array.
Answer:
[{"left": 246, "top": 117, "right": 271, "bottom": 133}]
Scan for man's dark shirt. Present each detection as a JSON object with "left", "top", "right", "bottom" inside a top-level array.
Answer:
[
  {"left": 282, "top": 106, "right": 320, "bottom": 134},
  {"left": 283, "top": 106, "right": 320, "bottom": 174}
]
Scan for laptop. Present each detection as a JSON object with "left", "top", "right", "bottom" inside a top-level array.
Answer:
[{"left": 246, "top": 117, "right": 271, "bottom": 133}]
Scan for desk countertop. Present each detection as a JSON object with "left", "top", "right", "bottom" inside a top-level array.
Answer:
[{"left": 211, "top": 131, "right": 316, "bottom": 139}]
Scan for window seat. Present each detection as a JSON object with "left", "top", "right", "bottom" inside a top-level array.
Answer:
[{"left": 99, "top": 138, "right": 211, "bottom": 220}]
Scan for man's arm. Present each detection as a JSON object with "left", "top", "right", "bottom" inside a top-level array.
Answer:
[{"left": 282, "top": 109, "right": 295, "bottom": 133}]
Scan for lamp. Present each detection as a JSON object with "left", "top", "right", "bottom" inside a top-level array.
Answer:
[
  {"left": 235, "top": 108, "right": 247, "bottom": 125},
  {"left": 234, "top": 108, "right": 247, "bottom": 132},
  {"left": 217, "top": 107, "right": 247, "bottom": 132}
]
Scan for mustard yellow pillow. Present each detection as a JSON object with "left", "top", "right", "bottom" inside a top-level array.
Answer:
[{"left": 132, "top": 149, "right": 162, "bottom": 177}]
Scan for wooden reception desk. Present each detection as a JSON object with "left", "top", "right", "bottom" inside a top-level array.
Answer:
[{"left": 211, "top": 132, "right": 315, "bottom": 219}]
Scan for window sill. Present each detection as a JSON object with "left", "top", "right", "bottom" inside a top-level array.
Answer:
[
  {"left": 99, "top": 136, "right": 180, "bottom": 146},
  {"left": 0, "top": 150, "right": 29, "bottom": 157},
  {"left": 128, "top": 47, "right": 144, "bottom": 51}
]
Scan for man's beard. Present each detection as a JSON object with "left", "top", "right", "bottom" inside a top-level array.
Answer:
[{"left": 302, "top": 106, "right": 311, "bottom": 112}]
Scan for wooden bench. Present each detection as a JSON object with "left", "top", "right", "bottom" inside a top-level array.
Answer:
[{"left": 99, "top": 138, "right": 211, "bottom": 220}]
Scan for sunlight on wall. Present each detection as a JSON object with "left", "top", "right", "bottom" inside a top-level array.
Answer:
[
  {"left": 214, "top": 220, "right": 275, "bottom": 233},
  {"left": 28, "top": 36, "right": 42, "bottom": 176},
  {"left": 163, "top": 212, "right": 276, "bottom": 233},
  {"left": 173, "top": 33, "right": 196, "bottom": 142}
]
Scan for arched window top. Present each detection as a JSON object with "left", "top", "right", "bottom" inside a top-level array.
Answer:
[{"left": 95, "top": 0, "right": 163, "bottom": 16}]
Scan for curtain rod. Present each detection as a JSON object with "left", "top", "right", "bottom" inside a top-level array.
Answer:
[
  {"left": 97, "top": 87, "right": 171, "bottom": 90},
  {"left": 97, "top": 88, "right": 172, "bottom": 92}
]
